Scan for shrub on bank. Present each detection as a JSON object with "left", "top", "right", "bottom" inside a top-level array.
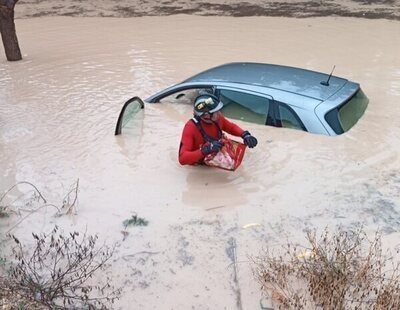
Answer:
[{"left": 253, "top": 227, "right": 400, "bottom": 309}]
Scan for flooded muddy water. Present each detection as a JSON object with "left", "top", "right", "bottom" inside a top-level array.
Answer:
[{"left": 1, "top": 16, "right": 400, "bottom": 309}]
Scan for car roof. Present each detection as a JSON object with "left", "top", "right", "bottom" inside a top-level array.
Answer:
[{"left": 183, "top": 62, "right": 349, "bottom": 101}]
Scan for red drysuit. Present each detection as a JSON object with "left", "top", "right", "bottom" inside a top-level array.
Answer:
[{"left": 179, "top": 114, "right": 244, "bottom": 165}]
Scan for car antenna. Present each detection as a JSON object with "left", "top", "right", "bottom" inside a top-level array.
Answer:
[{"left": 320, "top": 65, "right": 336, "bottom": 86}]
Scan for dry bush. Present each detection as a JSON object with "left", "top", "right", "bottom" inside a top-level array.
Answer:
[
  {"left": 253, "top": 227, "right": 400, "bottom": 310},
  {"left": 9, "top": 226, "right": 120, "bottom": 309}
]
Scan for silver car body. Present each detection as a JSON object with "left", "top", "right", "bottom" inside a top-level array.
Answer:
[{"left": 146, "top": 62, "right": 362, "bottom": 136}]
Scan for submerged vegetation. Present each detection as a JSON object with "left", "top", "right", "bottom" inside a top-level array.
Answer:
[
  {"left": 123, "top": 213, "right": 149, "bottom": 228},
  {"left": 0, "top": 206, "right": 9, "bottom": 218},
  {"left": 121, "top": 213, "right": 149, "bottom": 241},
  {"left": 0, "top": 180, "right": 80, "bottom": 234},
  {"left": 253, "top": 227, "right": 400, "bottom": 309}
]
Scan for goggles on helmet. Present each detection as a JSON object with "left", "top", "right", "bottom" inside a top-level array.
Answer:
[{"left": 194, "top": 94, "right": 223, "bottom": 116}]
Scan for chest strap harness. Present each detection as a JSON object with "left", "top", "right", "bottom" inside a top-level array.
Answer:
[{"left": 191, "top": 116, "right": 222, "bottom": 143}]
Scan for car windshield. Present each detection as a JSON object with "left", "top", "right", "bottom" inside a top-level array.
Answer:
[{"left": 325, "top": 89, "right": 369, "bottom": 134}]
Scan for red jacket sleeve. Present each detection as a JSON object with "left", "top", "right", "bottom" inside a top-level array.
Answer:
[
  {"left": 219, "top": 115, "right": 245, "bottom": 137},
  {"left": 178, "top": 121, "right": 204, "bottom": 165}
]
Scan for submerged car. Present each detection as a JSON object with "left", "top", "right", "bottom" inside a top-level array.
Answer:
[{"left": 115, "top": 62, "right": 369, "bottom": 136}]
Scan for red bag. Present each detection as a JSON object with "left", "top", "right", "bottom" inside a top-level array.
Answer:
[{"left": 204, "top": 137, "right": 246, "bottom": 171}]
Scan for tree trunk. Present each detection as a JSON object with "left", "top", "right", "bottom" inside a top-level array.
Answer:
[{"left": 0, "top": 0, "right": 22, "bottom": 61}]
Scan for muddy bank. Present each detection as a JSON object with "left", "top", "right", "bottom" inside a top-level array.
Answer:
[{"left": 15, "top": 0, "right": 400, "bottom": 20}]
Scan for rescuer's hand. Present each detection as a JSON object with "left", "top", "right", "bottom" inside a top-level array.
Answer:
[
  {"left": 201, "top": 140, "right": 224, "bottom": 155},
  {"left": 241, "top": 131, "right": 258, "bottom": 148}
]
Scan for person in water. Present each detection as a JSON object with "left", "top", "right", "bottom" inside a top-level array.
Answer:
[{"left": 178, "top": 93, "right": 258, "bottom": 165}]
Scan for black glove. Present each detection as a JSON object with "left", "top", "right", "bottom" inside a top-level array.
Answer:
[
  {"left": 201, "top": 140, "right": 224, "bottom": 155},
  {"left": 241, "top": 131, "right": 258, "bottom": 148}
]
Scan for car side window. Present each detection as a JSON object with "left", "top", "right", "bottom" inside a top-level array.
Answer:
[
  {"left": 219, "top": 89, "right": 270, "bottom": 125},
  {"left": 277, "top": 103, "right": 306, "bottom": 131}
]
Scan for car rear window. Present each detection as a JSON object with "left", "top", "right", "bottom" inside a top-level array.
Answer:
[{"left": 325, "top": 89, "right": 369, "bottom": 134}]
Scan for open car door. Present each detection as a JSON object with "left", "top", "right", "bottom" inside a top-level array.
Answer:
[{"left": 115, "top": 96, "right": 145, "bottom": 135}]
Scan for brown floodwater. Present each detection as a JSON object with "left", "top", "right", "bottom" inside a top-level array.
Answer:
[{"left": 1, "top": 16, "right": 400, "bottom": 309}]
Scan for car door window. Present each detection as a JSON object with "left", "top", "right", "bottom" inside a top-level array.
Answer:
[
  {"left": 277, "top": 103, "right": 306, "bottom": 131},
  {"left": 115, "top": 97, "right": 145, "bottom": 135},
  {"left": 219, "top": 89, "right": 270, "bottom": 125}
]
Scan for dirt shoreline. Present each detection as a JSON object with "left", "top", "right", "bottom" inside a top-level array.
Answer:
[{"left": 15, "top": 0, "right": 400, "bottom": 20}]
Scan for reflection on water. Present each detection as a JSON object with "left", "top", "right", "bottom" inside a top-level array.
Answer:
[{"left": 0, "top": 16, "right": 399, "bottom": 309}]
